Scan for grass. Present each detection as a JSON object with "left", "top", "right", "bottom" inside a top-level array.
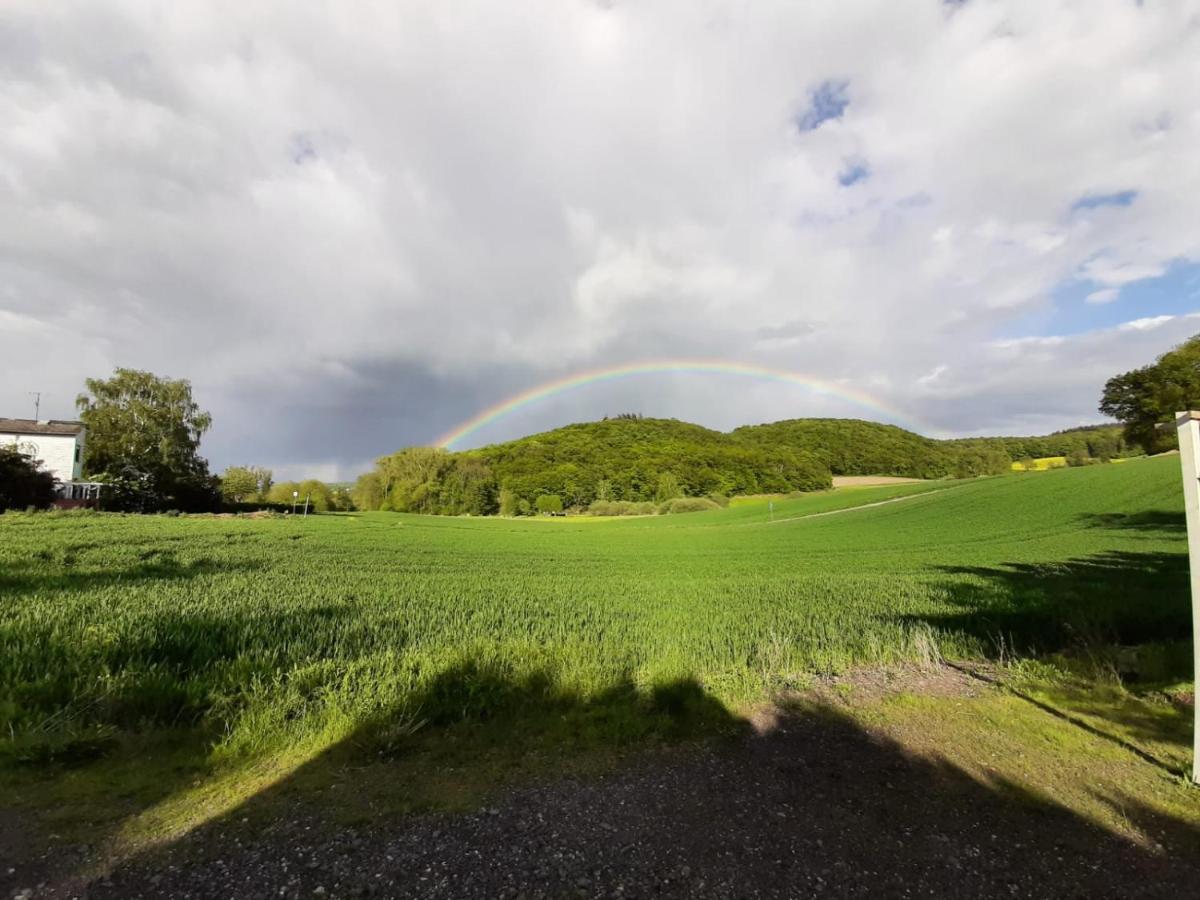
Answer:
[
  {"left": 836, "top": 674, "right": 1199, "bottom": 847},
  {"left": 1, "top": 456, "right": 1195, "bottom": 857}
]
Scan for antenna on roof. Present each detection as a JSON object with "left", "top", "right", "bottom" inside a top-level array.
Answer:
[{"left": 28, "top": 392, "right": 42, "bottom": 421}]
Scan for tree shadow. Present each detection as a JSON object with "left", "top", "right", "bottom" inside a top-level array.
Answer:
[
  {"left": 3, "top": 600, "right": 353, "bottom": 743},
  {"left": 1079, "top": 511, "right": 1187, "bottom": 535},
  {"left": 0, "top": 553, "right": 264, "bottom": 597},
  {"left": 892, "top": 550, "right": 1193, "bottom": 763},
  {"left": 916, "top": 551, "right": 1190, "bottom": 653},
  {"left": 67, "top": 681, "right": 1200, "bottom": 899}
]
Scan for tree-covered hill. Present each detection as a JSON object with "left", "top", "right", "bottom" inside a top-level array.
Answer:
[
  {"left": 354, "top": 417, "right": 833, "bottom": 516},
  {"left": 353, "top": 415, "right": 1130, "bottom": 516},
  {"left": 468, "top": 416, "right": 831, "bottom": 508},
  {"left": 733, "top": 418, "right": 1011, "bottom": 479},
  {"left": 947, "top": 424, "right": 1130, "bottom": 463}
]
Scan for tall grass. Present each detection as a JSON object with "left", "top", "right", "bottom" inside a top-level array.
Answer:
[{"left": 0, "top": 458, "right": 1188, "bottom": 764}]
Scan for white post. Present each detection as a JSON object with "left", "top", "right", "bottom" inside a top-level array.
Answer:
[{"left": 1173, "top": 411, "right": 1200, "bottom": 783}]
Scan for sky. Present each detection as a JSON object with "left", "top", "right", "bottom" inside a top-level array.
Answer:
[{"left": 2, "top": 1, "right": 1199, "bottom": 480}]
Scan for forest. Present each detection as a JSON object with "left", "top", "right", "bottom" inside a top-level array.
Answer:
[{"left": 350, "top": 416, "right": 1131, "bottom": 516}]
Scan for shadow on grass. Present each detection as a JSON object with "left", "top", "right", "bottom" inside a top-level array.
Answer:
[
  {"left": 917, "top": 550, "right": 1191, "bottom": 655},
  {"left": 3, "top": 602, "right": 366, "bottom": 743},
  {"left": 1079, "top": 510, "right": 1187, "bottom": 535},
  {"left": 893, "top": 549, "right": 1194, "bottom": 775},
  {"left": 0, "top": 552, "right": 264, "bottom": 597},
  {"left": 946, "top": 662, "right": 1188, "bottom": 777},
  {"left": 61, "top": 678, "right": 1200, "bottom": 899}
]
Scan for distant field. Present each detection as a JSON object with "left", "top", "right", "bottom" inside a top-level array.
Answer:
[
  {"left": 830, "top": 475, "right": 924, "bottom": 487},
  {"left": 0, "top": 457, "right": 1189, "bottom": 772},
  {"left": 1011, "top": 455, "right": 1068, "bottom": 471}
]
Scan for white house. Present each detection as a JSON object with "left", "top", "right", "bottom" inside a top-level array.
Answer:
[{"left": 0, "top": 418, "right": 86, "bottom": 483}]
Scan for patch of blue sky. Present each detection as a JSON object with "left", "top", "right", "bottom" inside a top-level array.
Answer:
[
  {"left": 837, "top": 160, "right": 869, "bottom": 186},
  {"left": 999, "top": 259, "right": 1200, "bottom": 338},
  {"left": 796, "top": 80, "right": 849, "bottom": 131},
  {"left": 1071, "top": 189, "right": 1137, "bottom": 211}
]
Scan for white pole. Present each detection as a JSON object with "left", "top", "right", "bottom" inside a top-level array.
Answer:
[{"left": 1173, "top": 411, "right": 1200, "bottom": 784}]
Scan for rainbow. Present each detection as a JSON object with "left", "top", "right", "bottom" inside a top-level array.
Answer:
[{"left": 435, "top": 359, "right": 930, "bottom": 450}]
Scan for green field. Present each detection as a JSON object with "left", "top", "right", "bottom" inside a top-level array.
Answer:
[{"left": 1, "top": 457, "right": 1190, "bottom": 773}]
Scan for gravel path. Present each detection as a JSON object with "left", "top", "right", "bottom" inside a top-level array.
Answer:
[{"left": 14, "top": 700, "right": 1193, "bottom": 900}]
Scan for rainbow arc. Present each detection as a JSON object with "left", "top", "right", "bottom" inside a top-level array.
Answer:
[{"left": 436, "top": 359, "right": 928, "bottom": 449}]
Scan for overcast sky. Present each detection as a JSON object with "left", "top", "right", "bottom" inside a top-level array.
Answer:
[{"left": 2, "top": 1, "right": 1199, "bottom": 479}]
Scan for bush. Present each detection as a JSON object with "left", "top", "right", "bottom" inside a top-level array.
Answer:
[
  {"left": 1065, "top": 448, "right": 1095, "bottom": 467},
  {"left": 706, "top": 493, "right": 730, "bottom": 508},
  {"left": 587, "top": 500, "right": 657, "bottom": 516},
  {"left": 93, "top": 465, "right": 158, "bottom": 513},
  {"left": 0, "top": 445, "right": 56, "bottom": 513},
  {"left": 535, "top": 494, "right": 564, "bottom": 515},
  {"left": 655, "top": 473, "right": 683, "bottom": 503},
  {"left": 498, "top": 487, "right": 519, "bottom": 517},
  {"left": 658, "top": 497, "right": 721, "bottom": 515},
  {"left": 221, "top": 501, "right": 307, "bottom": 514}
]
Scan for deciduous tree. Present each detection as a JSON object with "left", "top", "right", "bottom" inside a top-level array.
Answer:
[
  {"left": 220, "top": 466, "right": 260, "bottom": 503},
  {"left": 1100, "top": 335, "right": 1200, "bottom": 453},
  {"left": 76, "top": 368, "right": 219, "bottom": 511}
]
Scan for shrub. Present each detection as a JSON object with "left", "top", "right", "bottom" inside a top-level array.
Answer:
[
  {"left": 535, "top": 494, "right": 563, "bottom": 515},
  {"left": 657, "top": 497, "right": 721, "bottom": 515},
  {"left": 655, "top": 473, "right": 683, "bottom": 503},
  {"left": 586, "top": 500, "right": 657, "bottom": 516},
  {"left": 1065, "top": 448, "right": 1094, "bottom": 467},
  {"left": 0, "top": 445, "right": 56, "bottom": 513},
  {"left": 498, "top": 487, "right": 519, "bottom": 517}
]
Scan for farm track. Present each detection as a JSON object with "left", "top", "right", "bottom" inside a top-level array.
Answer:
[{"left": 759, "top": 482, "right": 960, "bottom": 526}]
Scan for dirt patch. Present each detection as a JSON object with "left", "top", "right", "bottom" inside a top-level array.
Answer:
[
  {"left": 807, "top": 663, "right": 988, "bottom": 705},
  {"left": 831, "top": 475, "right": 925, "bottom": 487}
]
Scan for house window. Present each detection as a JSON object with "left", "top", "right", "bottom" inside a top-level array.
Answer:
[{"left": 75, "top": 445, "right": 81, "bottom": 462}]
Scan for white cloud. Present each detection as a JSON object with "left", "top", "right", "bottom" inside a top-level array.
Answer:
[
  {"left": 1119, "top": 314, "right": 1176, "bottom": 332},
  {"left": 1, "top": 1, "right": 1199, "bottom": 469},
  {"left": 1086, "top": 288, "right": 1120, "bottom": 304},
  {"left": 916, "top": 364, "right": 948, "bottom": 387}
]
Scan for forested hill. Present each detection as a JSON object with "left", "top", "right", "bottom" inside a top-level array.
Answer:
[
  {"left": 464, "top": 417, "right": 832, "bottom": 506},
  {"left": 734, "top": 419, "right": 977, "bottom": 479},
  {"left": 353, "top": 415, "right": 1129, "bottom": 516},
  {"left": 946, "top": 424, "right": 1130, "bottom": 462},
  {"left": 733, "top": 419, "right": 1128, "bottom": 479}
]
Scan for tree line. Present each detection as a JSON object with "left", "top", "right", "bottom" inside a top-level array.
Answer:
[{"left": 5, "top": 336, "right": 1193, "bottom": 516}]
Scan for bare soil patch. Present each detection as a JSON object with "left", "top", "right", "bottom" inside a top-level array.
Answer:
[{"left": 831, "top": 475, "right": 925, "bottom": 487}]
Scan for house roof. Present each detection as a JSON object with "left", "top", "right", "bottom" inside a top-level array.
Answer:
[{"left": 0, "top": 418, "right": 85, "bottom": 436}]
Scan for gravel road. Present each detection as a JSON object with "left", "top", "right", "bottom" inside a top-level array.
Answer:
[{"left": 10, "top": 696, "right": 1194, "bottom": 900}]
